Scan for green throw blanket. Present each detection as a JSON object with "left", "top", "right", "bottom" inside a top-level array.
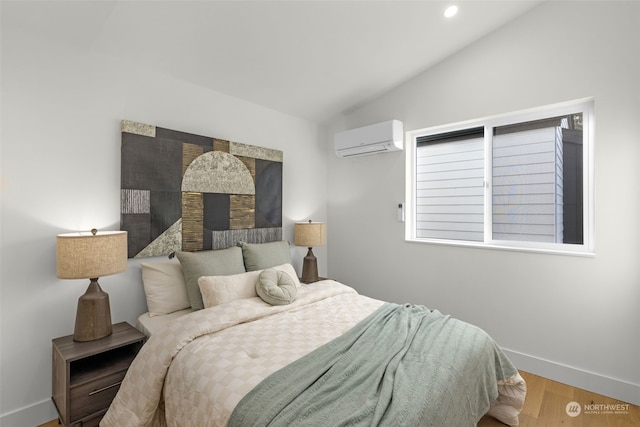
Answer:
[{"left": 228, "top": 303, "right": 516, "bottom": 427}]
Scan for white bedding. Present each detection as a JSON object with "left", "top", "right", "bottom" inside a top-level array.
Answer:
[
  {"left": 103, "top": 280, "right": 525, "bottom": 427},
  {"left": 136, "top": 308, "right": 194, "bottom": 337}
]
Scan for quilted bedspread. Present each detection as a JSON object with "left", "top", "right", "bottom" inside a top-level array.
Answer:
[
  {"left": 101, "top": 281, "right": 525, "bottom": 427},
  {"left": 230, "top": 303, "right": 517, "bottom": 427}
]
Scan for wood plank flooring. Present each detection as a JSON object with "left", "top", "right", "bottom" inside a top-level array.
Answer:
[
  {"left": 39, "top": 371, "right": 639, "bottom": 427},
  {"left": 478, "top": 371, "right": 640, "bottom": 426}
]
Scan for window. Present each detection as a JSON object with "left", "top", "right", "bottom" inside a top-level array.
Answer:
[{"left": 406, "top": 99, "right": 594, "bottom": 255}]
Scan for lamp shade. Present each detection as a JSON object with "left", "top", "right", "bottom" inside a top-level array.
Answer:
[
  {"left": 294, "top": 221, "right": 326, "bottom": 248},
  {"left": 56, "top": 230, "right": 128, "bottom": 279}
]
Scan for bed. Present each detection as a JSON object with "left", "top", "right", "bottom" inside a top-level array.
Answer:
[{"left": 102, "top": 241, "right": 526, "bottom": 427}]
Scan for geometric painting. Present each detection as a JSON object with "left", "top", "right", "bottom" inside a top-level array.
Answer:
[{"left": 120, "top": 120, "right": 283, "bottom": 258}]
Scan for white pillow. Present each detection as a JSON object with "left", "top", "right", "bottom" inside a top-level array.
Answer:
[
  {"left": 198, "top": 270, "right": 261, "bottom": 308},
  {"left": 141, "top": 259, "right": 191, "bottom": 317},
  {"left": 271, "top": 263, "right": 302, "bottom": 288}
]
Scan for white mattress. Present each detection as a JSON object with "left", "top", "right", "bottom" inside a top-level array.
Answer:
[{"left": 135, "top": 308, "right": 194, "bottom": 337}]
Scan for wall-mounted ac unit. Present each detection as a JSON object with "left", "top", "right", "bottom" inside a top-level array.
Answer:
[{"left": 334, "top": 120, "right": 404, "bottom": 158}]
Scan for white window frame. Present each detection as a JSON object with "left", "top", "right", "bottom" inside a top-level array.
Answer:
[{"left": 405, "top": 98, "right": 595, "bottom": 256}]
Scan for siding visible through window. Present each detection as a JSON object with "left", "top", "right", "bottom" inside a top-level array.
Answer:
[
  {"left": 407, "top": 99, "right": 593, "bottom": 255},
  {"left": 416, "top": 128, "right": 484, "bottom": 242},
  {"left": 492, "top": 126, "right": 563, "bottom": 242}
]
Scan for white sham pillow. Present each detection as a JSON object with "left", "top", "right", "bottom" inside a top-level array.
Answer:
[
  {"left": 141, "top": 259, "right": 191, "bottom": 317},
  {"left": 198, "top": 270, "right": 261, "bottom": 308}
]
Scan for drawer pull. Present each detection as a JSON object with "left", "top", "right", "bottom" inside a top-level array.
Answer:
[{"left": 89, "top": 381, "right": 122, "bottom": 396}]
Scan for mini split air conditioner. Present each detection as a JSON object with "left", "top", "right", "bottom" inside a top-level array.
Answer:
[{"left": 334, "top": 120, "right": 404, "bottom": 158}]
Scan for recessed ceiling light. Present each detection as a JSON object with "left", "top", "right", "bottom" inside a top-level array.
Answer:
[{"left": 444, "top": 5, "right": 459, "bottom": 18}]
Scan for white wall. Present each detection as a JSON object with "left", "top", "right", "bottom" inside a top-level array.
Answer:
[
  {"left": 327, "top": 1, "right": 640, "bottom": 405},
  {"left": 0, "top": 4, "right": 327, "bottom": 425}
]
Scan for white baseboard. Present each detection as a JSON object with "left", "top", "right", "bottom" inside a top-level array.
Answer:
[
  {"left": 504, "top": 348, "right": 640, "bottom": 406},
  {"left": 0, "top": 399, "right": 57, "bottom": 427}
]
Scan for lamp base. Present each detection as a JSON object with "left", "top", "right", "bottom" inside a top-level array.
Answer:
[
  {"left": 301, "top": 247, "right": 319, "bottom": 283},
  {"left": 73, "top": 279, "right": 112, "bottom": 342}
]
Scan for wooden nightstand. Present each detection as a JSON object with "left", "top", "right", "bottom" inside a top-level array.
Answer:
[{"left": 52, "top": 322, "right": 145, "bottom": 427}]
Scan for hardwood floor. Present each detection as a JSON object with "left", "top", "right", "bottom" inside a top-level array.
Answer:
[
  {"left": 39, "top": 371, "right": 639, "bottom": 427},
  {"left": 478, "top": 371, "right": 640, "bottom": 426}
]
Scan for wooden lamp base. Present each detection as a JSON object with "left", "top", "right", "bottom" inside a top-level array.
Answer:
[
  {"left": 301, "top": 247, "right": 319, "bottom": 283},
  {"left": 73, "top": 278, "right": 112, "bottom": 342}
]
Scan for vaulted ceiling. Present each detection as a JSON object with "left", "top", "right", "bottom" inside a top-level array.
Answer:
[{"left": 9, "top": 0, "right": 543, "bottom": 123}]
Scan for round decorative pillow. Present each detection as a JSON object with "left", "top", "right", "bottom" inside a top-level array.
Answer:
[{"left": 256, "top": 268, "right": 297, "bottom": 305}]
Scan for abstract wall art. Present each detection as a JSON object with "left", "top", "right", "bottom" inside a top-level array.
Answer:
[{"left": 120, "top": 120, "right": 283, "bottom": 258}]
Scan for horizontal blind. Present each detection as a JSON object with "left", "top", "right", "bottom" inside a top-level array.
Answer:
[{"left": 416, "top": 136, "right": 484, "bottom": 241}]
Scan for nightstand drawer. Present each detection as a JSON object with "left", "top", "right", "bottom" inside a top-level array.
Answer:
[
  {"left": 69, "top": 368, "right": 127, "bottom": 421},
  {"left": 52, "top": 322, "right": 146, "bottom": 426}
]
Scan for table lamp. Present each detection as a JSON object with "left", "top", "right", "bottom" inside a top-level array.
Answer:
[
  {"left": 294, "top": 220, "right": 326, "bottom": 283},
  {"left": 56, "top": 229, "right": 128, "bottom": 342}
]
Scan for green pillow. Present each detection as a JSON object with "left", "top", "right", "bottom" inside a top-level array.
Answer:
[
  {"left": 176, "top": 247, "right": 246, "bottom": 310},
  {"left": 256, "top": 268, "right": 297, "bottom": 305},
  {"left": 239, "top": 241, "right": 291, "bottom": 271}
]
